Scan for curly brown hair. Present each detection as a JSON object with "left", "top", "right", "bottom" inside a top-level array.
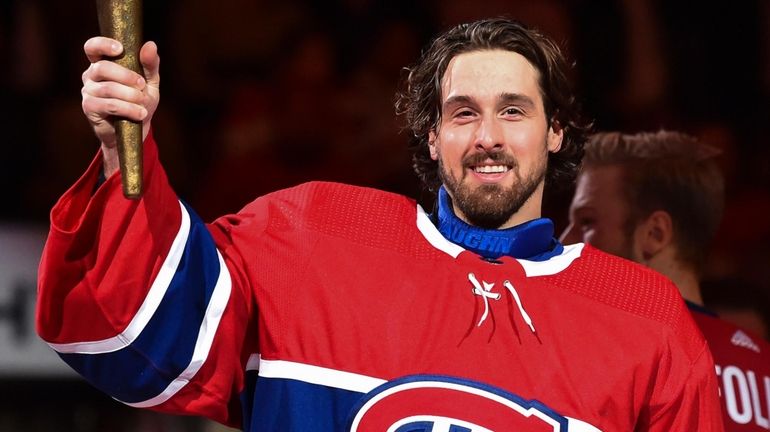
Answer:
[{"left": 395, "top": 17, "right": 591, "bottom": 194}]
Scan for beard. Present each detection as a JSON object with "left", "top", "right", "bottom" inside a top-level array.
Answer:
[
  {"left": 616, "top": 220, "right": 641, "bottom": 262},
  {"left": 438, "top": 150, "right": 547, "bottom": 229},
  {"left": 615, "top": 238, "right": 638, "bottom": 262}
]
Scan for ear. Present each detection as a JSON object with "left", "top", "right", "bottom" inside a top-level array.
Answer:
[
  {"left": 547, "top": 120, "right": 564, "bottom": 153},
  {"left": 636, "top": 210, "right": 674, "bottom": 261},
  {"left": 428, "top": 130, "right": 439, "bottom": 160}
]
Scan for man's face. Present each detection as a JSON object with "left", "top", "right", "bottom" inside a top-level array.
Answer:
[
  {"left": 429, "top": 49, "right": 562, "bottom": 229},
  {"left": 561, "top": 165, "right": 641, "bottom": 261}
]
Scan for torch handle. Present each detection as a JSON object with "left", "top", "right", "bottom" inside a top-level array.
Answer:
[{"left": 96, "top": 0, "right": 143, "bottom": 199}]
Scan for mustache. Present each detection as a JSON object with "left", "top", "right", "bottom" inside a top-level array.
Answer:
[{"left": 462, "top": 151, "right": 517, "bottom": 168}]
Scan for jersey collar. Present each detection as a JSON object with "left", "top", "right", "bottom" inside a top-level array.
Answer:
[
  {"left": 685, "top": 300, "right": 719, "bottom": 317},
  {"left": 431, "top": 186, "right": 563, "bottom": 261}
]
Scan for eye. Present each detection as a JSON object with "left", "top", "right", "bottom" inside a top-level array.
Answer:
[
  {"left": 456, "top": 109, "right": 475, "bottom": 118},
  {"left": 501, "top": 106, "right": 524, "bottom": 118},
  {"left": 577, "top": 218, "right": 595, "bottom": 231},
  {"left": 451, "top": 109, "right": 477, "bottom": 124}
]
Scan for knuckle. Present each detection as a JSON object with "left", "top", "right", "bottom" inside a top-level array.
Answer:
[
  {"left": 82, "top": 99, "right": 99, "bottom": 120},
  {"left": 95, "top": 82, "right": 109, "bottom": 98},
  {"left": 92, "top": 61, "right": 109, "bottom": 77},
  {"left": 90, "top": 62, "right": 102, "bottom": 77},
  {"left": 134, "top": 88, "right": 146, "bottom": 103},
  {"left": 105, "top": 101, "right": 119, "bottom": 115},
  {"left": 82, "top": 81, "right": 97, "bottom": 98},
  {"left": 82, "top": 97, "right": 97, "bottom": 113}
]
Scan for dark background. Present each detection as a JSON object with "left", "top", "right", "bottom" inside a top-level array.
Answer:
[{"left": 1, "top": 1, "right": 768, "bottom": 430}]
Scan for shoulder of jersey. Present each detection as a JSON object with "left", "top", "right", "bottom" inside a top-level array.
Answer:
[
  {"left": 549, "top": 244, "right": 690, "bottom": 330},
  {"left": 241, "top": 181, "right": 441, "bottom": 258},
  {"left": 691, "top": 309, "right": 770, "bottom": 355}
]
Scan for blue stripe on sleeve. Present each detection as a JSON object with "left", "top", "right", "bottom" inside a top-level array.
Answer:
[{"left": 59, "top": 202, "right": 221, "bottom": 403}]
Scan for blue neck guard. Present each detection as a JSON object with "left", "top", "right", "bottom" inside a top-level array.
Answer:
[{"left": 434, "top": 187, "right": 563, "bottom": 261}]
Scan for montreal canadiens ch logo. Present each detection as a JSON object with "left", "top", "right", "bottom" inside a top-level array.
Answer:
[{"left": 348, "top": 375, "right": 579, "bottom": 431}]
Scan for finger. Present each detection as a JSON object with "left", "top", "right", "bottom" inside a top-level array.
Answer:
[
  {"left": 87, "top": 60, "right": 146, "bottom": 88},
  {"left": 83, "top": 79, "right": 146, "bottom": 105},
  {"left": 84, "top": 36, "right": 123, "bottom": 63},
  {"left": 139, "top": 41, "right": 160, "bottom": 87},
  {"left": 82, "top": 93, "right": 148, "bottom": 123}
]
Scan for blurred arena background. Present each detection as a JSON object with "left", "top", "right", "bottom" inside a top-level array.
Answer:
[{"left": 1, "top": 1, "right": 768, "bottom": 430}]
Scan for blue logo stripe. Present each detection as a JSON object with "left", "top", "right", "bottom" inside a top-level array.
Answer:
[
  {"left": 347, "top": 374, "right": 570, "bottom": 431},
  {"left": 242, "top": 375, "right": 364, "bottom": 431},
  {"left": 395, "top": 421, "right": 434, "bottom": 432}
]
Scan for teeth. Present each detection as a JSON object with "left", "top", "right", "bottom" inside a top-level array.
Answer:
[{"left": 474, "top": 165, "right": 508, "bottom": 173}]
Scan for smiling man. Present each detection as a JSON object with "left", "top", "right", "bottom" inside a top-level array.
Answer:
[
  {"left": 36, "top": 18, "right": 723, "bottom": 431},
  {"left": 429, "top": 50, "right": 561, "bottom": 230}
]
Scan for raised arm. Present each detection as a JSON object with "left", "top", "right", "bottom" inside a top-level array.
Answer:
[
  {"left": 81, "top": 37, "right": 160, "bottom": 176},
  {"left": 37, "top": 37, "right": 256, "bottom": 428}
]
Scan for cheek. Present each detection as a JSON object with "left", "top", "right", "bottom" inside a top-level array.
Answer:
[
  {"left": 584, "top": 224, "right": 618, "bottom": 252},
  {"left": 505, "top": 127, "right": 548, "bottom": 157},
  {"left": 435, "top": 130, "right": 466, "bottom": 160},
  {"left": 582, "top": 229, "right": 599, "bottom": 246},
  {"left": 508, "top": 126, "right": 538, "bottom": 140},
  {"left": 602, "top": 226, "right": 633, "bottom": 256},
  {"left": 439, "top": 128, "right": 467, "bottom": 147}
]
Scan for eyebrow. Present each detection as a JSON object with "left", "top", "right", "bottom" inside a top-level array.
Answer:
[
  {"left": 498, "top": 92, "right": 536, "bottom": 110},
  {"left": 442, "top": 95, "right": 475, "bottom": 112},
  {"left": 570, "top": 204, "right": 591, "bottom": 214},
  {"left": 442, "top": 92, "right": 537, "bottom": 112}
]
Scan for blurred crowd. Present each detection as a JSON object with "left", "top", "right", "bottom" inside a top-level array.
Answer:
[{"left": 1, "top": 0, "right": 769, "bottom": 431}]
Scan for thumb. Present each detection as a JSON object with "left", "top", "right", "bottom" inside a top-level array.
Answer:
[{"left": 139, "top": 41, "right": 160, "bottom": 87}]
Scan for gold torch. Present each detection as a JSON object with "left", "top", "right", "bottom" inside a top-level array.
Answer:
[{"left": 96, "top": 0, "right": 143, "bottom": 198}]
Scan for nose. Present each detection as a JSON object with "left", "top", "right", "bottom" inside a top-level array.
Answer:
[
  {"left": 474, "top": 115, "right": 504, "bottom": 152},
  {"left": 559, "top": 222, "right": 581, "bottom": 245}
]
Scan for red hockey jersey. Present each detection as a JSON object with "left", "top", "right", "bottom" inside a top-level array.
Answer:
[
  {"left": 36, "top": 134, "right": 723, "bottom": 431},
  {"left": 690, "top": 305, "right": 770, "bottom": 431}
]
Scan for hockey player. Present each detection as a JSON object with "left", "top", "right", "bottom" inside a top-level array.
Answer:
[
  {"left": 36, "top": 19, "right": 724, "bottom": 431},
  {"left": 561, "top": 130, "right": 770, "bottom": 431}
]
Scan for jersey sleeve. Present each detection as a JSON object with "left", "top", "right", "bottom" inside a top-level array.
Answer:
[
  {"left": 639, "top": 314, "right": 725, "bottom": 431},
  {"left": 35, "top": 133, "right": 258, "bottom": 428}
]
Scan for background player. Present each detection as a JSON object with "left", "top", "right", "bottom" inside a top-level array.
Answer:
[{"left": 562, "top": 130, "right": 770, "bottom": 431}]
